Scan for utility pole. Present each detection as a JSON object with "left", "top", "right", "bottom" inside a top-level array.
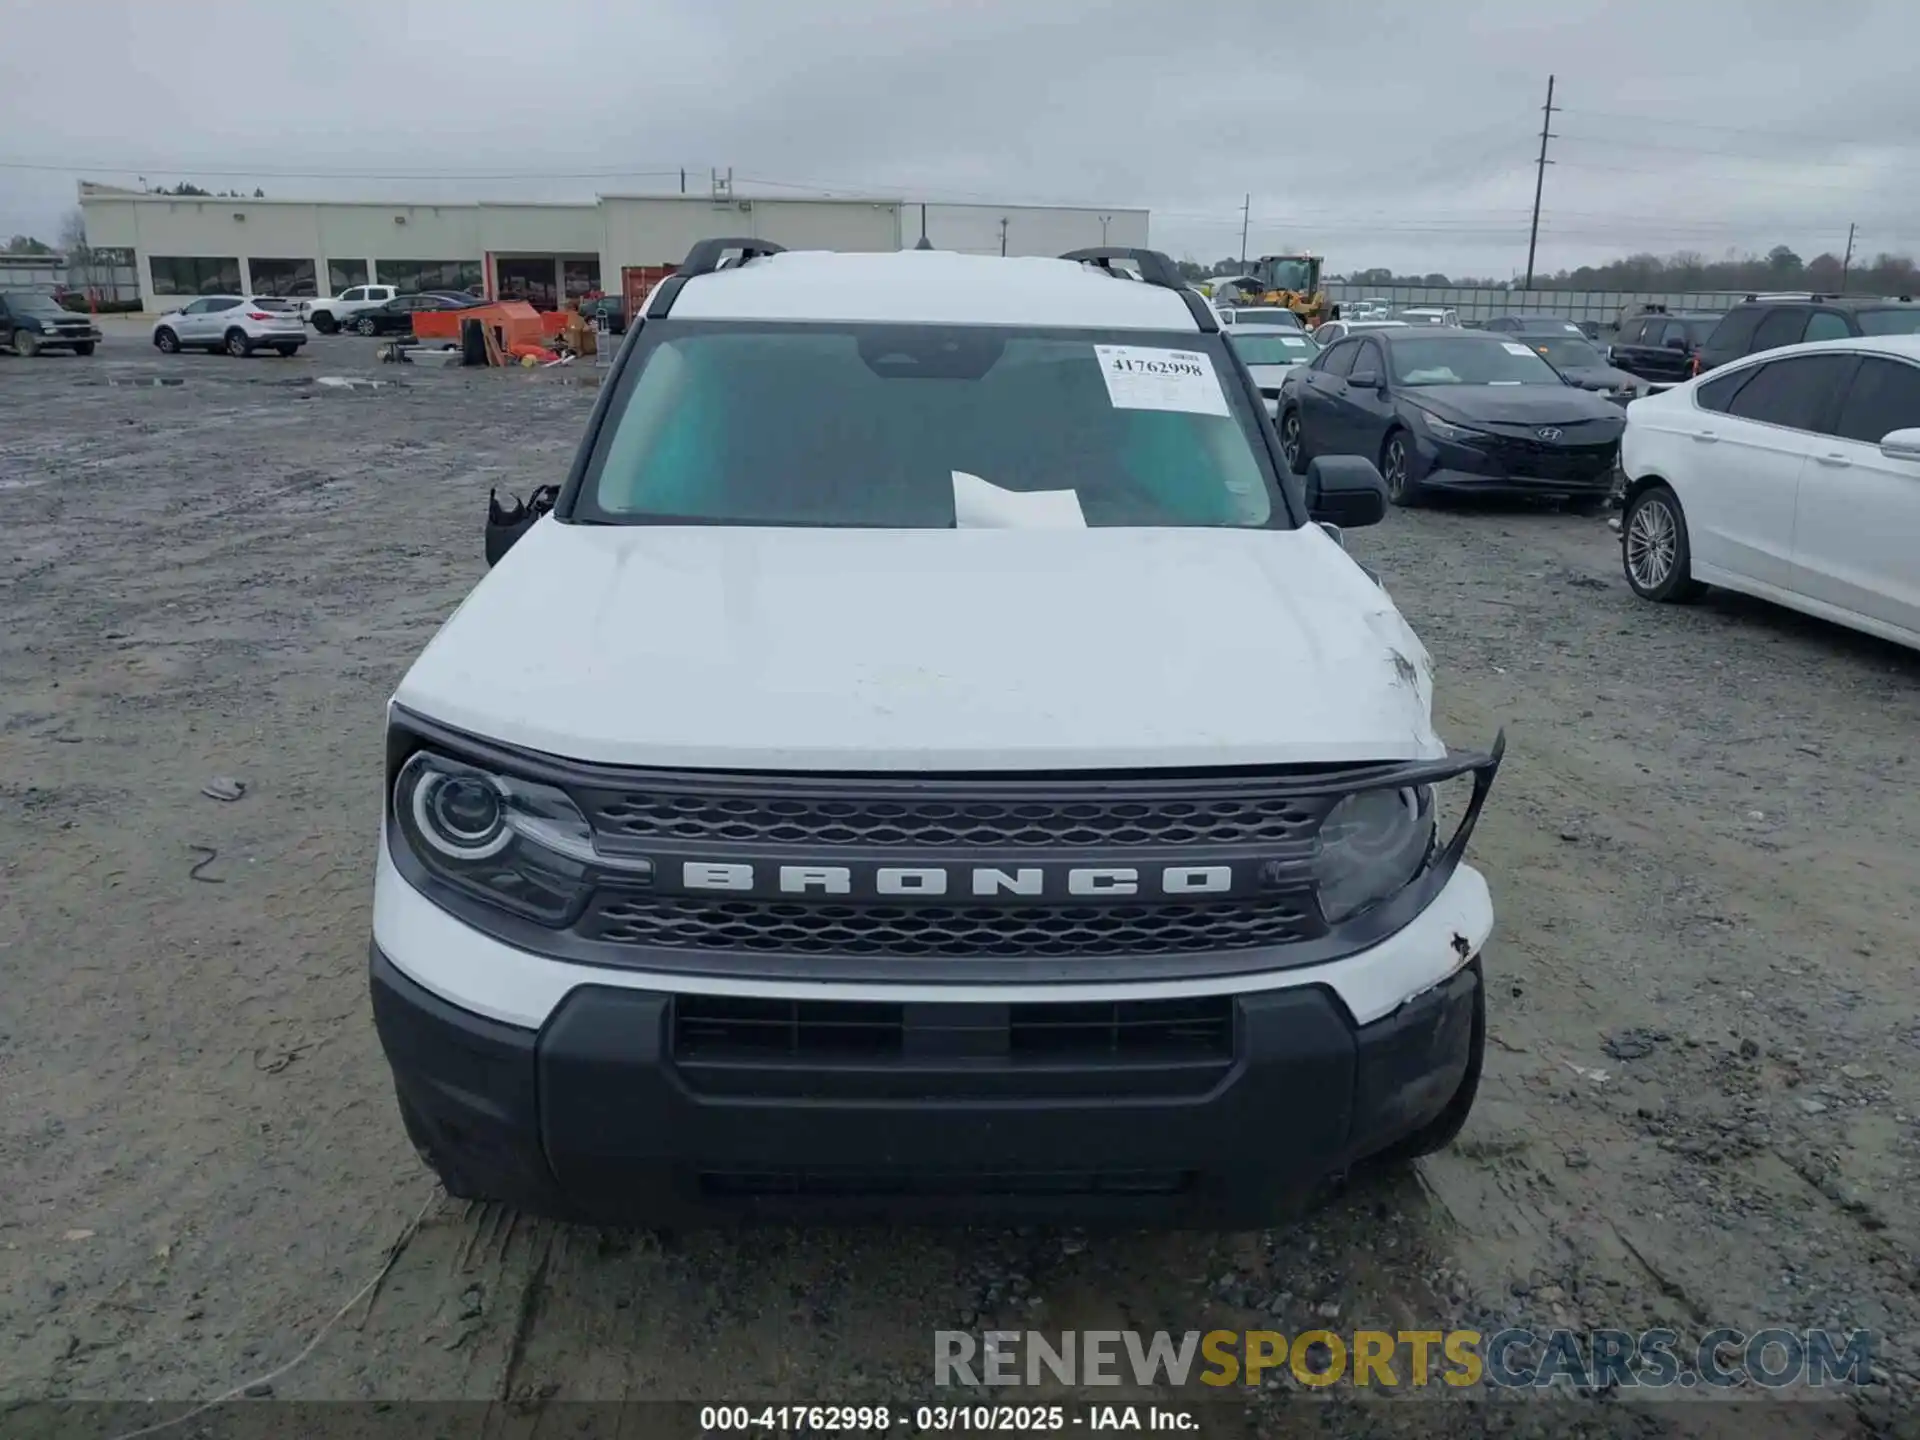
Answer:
[
  {"left": 1523, "top": 74, "right": 1558, "bottom": 292},
  {"left": 1841, "top": 222, "right": 1856, "bottom": 293},
  {"left": 915, "top": 202, "right": 933, "bottom": 250},
  {"left": 679, "top": 168, "right": 686, "bottom": 195},
  {"left": 999, "top": 217, "right": 1008, "bottom": 256},
  {"left": 1099, "top": 214, "right": 1112, "bottom": 245},
  {"left": 1239, "top": 194, "right": 1251, "bottom": 266}
]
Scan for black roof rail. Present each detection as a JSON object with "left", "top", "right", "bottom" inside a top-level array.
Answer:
[
  {"left": 1060, "top": 247, "right": 1218, "bottom": 332},
  {"left": 647, "top": 237, "right": 788, "bottom": 319}
]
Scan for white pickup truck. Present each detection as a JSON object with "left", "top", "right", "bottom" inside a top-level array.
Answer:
[{"left": 301, "top": 284, "right": 397, "bottom": 334}]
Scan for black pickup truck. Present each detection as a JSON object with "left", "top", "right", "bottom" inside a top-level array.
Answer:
[
  {"left": 1606, "top": 311, "right": 1719, "bottom": 385},
  {"left": 0, "top": 290, "right": 102, "bottom": 356}
]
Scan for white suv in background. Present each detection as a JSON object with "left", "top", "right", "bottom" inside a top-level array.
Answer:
[
  {"left": 1619, "top": 334, "right": 1920, "bottom": 649},
  {"left": 151, "top": 296, "right": 307, "bottom": 357},
  {"left": 302, "top": 284, "right": 397, "bottom": 334}
]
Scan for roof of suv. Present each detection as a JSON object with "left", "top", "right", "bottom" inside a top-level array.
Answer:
[
  {"left": 1729, "top": 294, "right": 1915, "bottom": 309},
  {"left": 664, "top": 250, "right": 1203, "bottom": 331},
  {"left": 1716, "top": 334, "right": 1920, "bottom": 364}
]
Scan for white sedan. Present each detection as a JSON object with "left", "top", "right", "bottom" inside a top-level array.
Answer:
[{"left": 1618, "top": 333, "right": 1920, "bottom": 649}]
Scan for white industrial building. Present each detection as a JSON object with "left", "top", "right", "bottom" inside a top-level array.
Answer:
[{"left": 77, "top": 183, "right": 1150, "bottom": 314}]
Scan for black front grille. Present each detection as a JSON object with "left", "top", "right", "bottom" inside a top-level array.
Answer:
[
  {"left": 672, "top": 994, "right": 1235, "bottom": 1061},
  {"left": 1473, "top": 436, "right": 1618, "bottom": 479},
  {"left": 587, "top": 893, "right": 1320, "bottom": 957},
  {"left": 699, "top": 1169, "right": 1194, "bottom": 1198},
  {"left": 583, "top": 786, "right": 1327, "bottom": 849}
]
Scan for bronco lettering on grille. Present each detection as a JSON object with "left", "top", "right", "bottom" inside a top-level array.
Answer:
[{"left": 680, "top": 862, "right": 1237, "bottom": 899}]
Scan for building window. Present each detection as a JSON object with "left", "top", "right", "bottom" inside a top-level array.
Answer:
[
  {"left": 563, "top": 259, "right": 601, "bottom": 300},
  {"left": 497, "top": 257, "right": 557, "bottom": 309},
  {"left": 150, "top": 256, "right": 242, "bottom": 295},
  {"left": 248, "top": 258, "right": 317, "bottom": 297},
  {"left": 375, "top": 259, "right": 483, "bottom": 294},
  {"left": 329, "top": 259, "right": 369, "bottom": 292}
]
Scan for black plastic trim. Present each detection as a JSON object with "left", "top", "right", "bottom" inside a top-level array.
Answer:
[
  {"left": 645, "top": 238, "right": 788, "bottom": 320},
  {"left": 1061, "top": 247, "right": 1218, "bottom": 335},
  {"left": 382, "top": 708, "right": 1505, "bottom": 986}
]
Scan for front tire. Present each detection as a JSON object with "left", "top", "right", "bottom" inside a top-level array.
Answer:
[
  {"left": 312, "top": 312, "right": 338, "bottom": 334},
  {"left": 1381, "top": 428, "right": 1423, "bottom": 508},
  {"left": 154, "top": 327, "right": 180, "bottom": 354},
  {"left": 354, "top": 316, "right": 377, "bottom": 336},
  {"left": 13, "top": 329, "right": 39, "bottom": 358},
  {"left": 72, "top": 342, "right": 96, "bottom": 356},
  {"left": 1621, "top": 483, "right": 1706, "bottom": 602},
  {"left": 225, "top": 329, "right": 252, "bottom": 358},
  {"left": 1565, "top": 493, "right": 1609, "bottom": 517},
  {"left": 274, "top": 344, "right": 299, "bottom": 357},
  {"left": 1278, "top": 408, "right": 1306, "bottom": 472}
]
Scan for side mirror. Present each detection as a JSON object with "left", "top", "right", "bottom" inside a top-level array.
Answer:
[
  {"left": 1346, "top": 367, "right": 1383, "bottom": 390},
  {"left": 1880, "top": 428, "right": 1920, "bottom": 462},
  {"left": 1304, "top": 455, "right": 1387, "bottom": 528},
  {"left": 486, "top": 484, "right": 559, "bottom": 566}
]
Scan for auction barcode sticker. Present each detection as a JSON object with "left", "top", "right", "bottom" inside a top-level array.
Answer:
[
  {"left": 1501, "top": 342, "right": 1537, "bottom": 357},
  {"left": 1094, "top": 345, "right": 1230, "bottom": 416}
]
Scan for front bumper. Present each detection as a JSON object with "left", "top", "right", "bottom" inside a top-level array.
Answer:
[
  {"left": 372, "top": 940, "right": 1481, "bottom": 1228},
  {"left": 369, "top": 829, "right": 1495, "bottom": 1227},
  {"left": 1412, "top": 432, "right": 1618, "bottom": 496}
]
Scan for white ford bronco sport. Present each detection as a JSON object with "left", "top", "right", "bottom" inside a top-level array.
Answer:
[{"left": 370, "top": 239, "right": 1503, "bottom": 1227}]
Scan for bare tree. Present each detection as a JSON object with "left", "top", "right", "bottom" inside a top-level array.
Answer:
[{"left": 58, "top": 208, "right": 94, "bottom": 289}]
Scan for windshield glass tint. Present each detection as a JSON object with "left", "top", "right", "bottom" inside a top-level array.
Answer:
[
  {"left": 1857, "top": 308, "right": 1920, "bottom": 336},
  {"left": 583, "top": 324, "right": 1280, "bottom": 528},
  {"left": 1231, "top": 334, "right": 1316, "bottom": 364},
  {"left": 1232, "top": 309, "right": 1300, "bottom": 328},
  {"left": 1389, "top": 336, "right": 1564, "bottom": 386},
  {"left": 1262, "top": 260, "right": 1314, "bottom": 291},
  {"left": 7, "top": 293, "right": 65, "bottom": 314},
  {"left": 1525, "top": 336, "right": 1606, "bottom": 368}
]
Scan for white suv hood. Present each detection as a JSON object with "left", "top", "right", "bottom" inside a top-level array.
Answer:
[{"left": 394, "top": 521, "right": 1440, "bottom": 771}]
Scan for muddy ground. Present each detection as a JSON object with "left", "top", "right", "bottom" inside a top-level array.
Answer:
[{"left": 2, "top": 335, "right": 1917, "bottom": 1439}]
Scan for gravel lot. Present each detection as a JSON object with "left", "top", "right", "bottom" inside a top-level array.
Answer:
[{"left": 3, "top": 332, "right": 1917, "bottom": 1438}]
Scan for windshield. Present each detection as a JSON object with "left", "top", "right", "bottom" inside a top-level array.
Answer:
[
  {"left": 5, "top": 291, "right": 65, "bottom": 315},
  {"left": 1231, "top": 333, "right": 1317, "bottom": 365},
  {"left": 1389, "top": 336, "right": 1565, "bottom": 386},
  {"left": 1523, "top": 336, "right": 1607, "bottom": 369},
  {"left": 578, "top": 322, "right": 1285, "bottom": 529},
  {"left": 1231, "top": 308, "right": 1301, "bottom": 329},
  {"left": 1261, "top": 260, "right": 1315, "bottom": 292},
  {"left": 1858, "top": 308, "right": 1920, "bottom": 336}
]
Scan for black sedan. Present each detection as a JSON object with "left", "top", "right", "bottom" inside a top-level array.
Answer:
[
  {"left": 1275, "top": 329, "right": 1626, "bottom": 511},
  {"left": 349, "top": 292, "right": 482, "bottom": 336},
  {"left": 1509, "top": 332, "right": 1646, "bottom": 404}
]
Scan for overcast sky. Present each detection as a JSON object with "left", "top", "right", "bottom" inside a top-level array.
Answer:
[{"left": 3, "top": 0, "right": 1917, "bottom": 278}]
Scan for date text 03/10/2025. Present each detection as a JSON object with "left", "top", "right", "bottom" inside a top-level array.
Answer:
[{"left": 697, "top": 1405, "right": 1197, "bottom": 1432}]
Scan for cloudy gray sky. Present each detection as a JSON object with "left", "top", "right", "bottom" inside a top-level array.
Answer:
[{"left": 3, "top": 0, "right": 1917, "bottom": 277}]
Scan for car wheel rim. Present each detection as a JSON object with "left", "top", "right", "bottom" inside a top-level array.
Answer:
[
  {"left": 230, "top": 337, "right": 245, "bottom": 355},
  {"left": 14, "top": 333, "right": 31, "bottom": 355},
  {"left": 1626, "top": 497, "right": 1679, "bottom": 589},
  {"left": 1384, "top": 441, "right": 1406, "bottom": 497},
  {"left": 1281, "top": 417, "right": 1301, "bottom": 468}
]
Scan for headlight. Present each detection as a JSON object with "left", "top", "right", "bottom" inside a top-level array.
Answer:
[
  {"left": 40, "top": 319, "right": 59, "bottom": 332},
  {"left": 1313, "top": 786, "right": 1435, "bottom": 923},
  {"left": 1421, "top": 415, "right": 1482, "bottom": 442},
  {"left": 393, "top": 750, "right": 644, "bottom": 924}
]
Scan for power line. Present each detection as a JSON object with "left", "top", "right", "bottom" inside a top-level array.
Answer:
[{"left": 1556, "top": 108, "right": 1920, "bottom": 150}]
